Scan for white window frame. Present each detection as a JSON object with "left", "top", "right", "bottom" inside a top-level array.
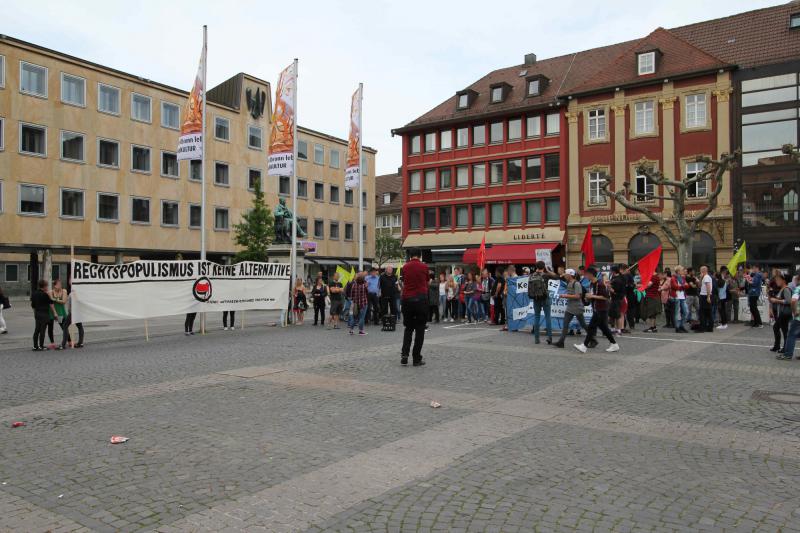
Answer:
[
  {"left": 425, "top": 132, "right": 436, "bottom": 152},
  {"left": 634, "top": 100, "right": 655, "bottom": 135},
  {"left": 456, "top": 127, "right": 469, "bottom": 148},
  {"left": 330, "top": 149, "right": 340, "bottom": 168},
  {"left": 214, "top": 161, "right": 230, "bottom": 187},
  {"left": 686, "top": 161, "right": 708, "bottom": 199},
  {"left": 313, "top": 144, "right": 324, "bottom": 165},
  {"left": 440, "top": 130, "right": 452, "bottom": 150},
  {"left": 546, "top": 113, "right": 560, "bottom": 136},
  {"left": 588, "top": 171, "right": 607, "bottom": 206},
  {"left": 160, "top": 150, "right": 180, "bottom": 178},
  {"left": 490, "top": 86, "right": 503, "bottom": 103},
  {"left": 97, "top": 137, "right": 120, "bottom": 169},
  {"left": 18, "top": 122, "right": 47, "bottom": 157},
  {"left": 635, "top": 173, "right": 655, "bottom": 203},
  {"left": 527, "top": 115, "right": 541, "bottom": 138},
  {"left": 685, "top": 94, "right": 707, "bottom": 129},
  {"left": 60, "top": 72, "right": 86, "bottom": 107},
  {"left": 188, "top": 203, "right": 201, "bottom": 229},
  {"left": 160, "top": 200, "right": 180, "bottom": 227},
  {"left": 130, "top": 93, "right": 152, "bottom": 123},
  {"left": 96, "top": 192, "right": 120, "bottom": 223},
  {"left": 528, "top": 79, "right": 540, "bottom": 96},
  {"left": 383, "top": 192, "right": 391, "bottom": 205},
  {"left": 409, "top": 171, "right": 421, "bottom": 192},
  {"left": 214, "top": 207, "right": 230, "bottom": 231},
  {"left": 18, "top": 183, "right": 46, "bottom": 217},
  {"left": 392, "top": 214, "right": 401, "bottom": 227},
  {"left": 59, "top": 187, "right": 85, "bottom": 220},
  {"left": 130, "top": 196, "right": 151, "bottom": 225},
  {"left": 248, "top": 125, "right": 263, "bottom": 150},
  {"left": 587, "top": 109, "right": 606, "bottom": 140},
  {"left": 0, "top": 54, "right": 5, "bottom": 88},
  {"left": 457, "top": 93, "right": 469, "bottom": 109},
  {"left": 19, "top": 61, "right": 48, "bottom": 98},
  {"left": 160, "top": 101, "right": 180, "bottom": 130},
  {"left": 410, "top": 135, "right": 421, "bottom": 154},
  {"left": 131, "top": 144, "right": 152, "bottom": 173},
  {"left": 638, "top": 52, "right": 655, "bottom": 75},
  {"left": 60, "top": 130, "right": 86, "bottom": 163},
  {"left": 214, "top": 116, "right": 230, "bottom": 141},
  {"left": 97, "top": 82, "right": 121, "bottom": 116}
]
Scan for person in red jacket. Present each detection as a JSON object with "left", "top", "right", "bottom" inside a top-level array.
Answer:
[{"left": 400, "top": 249, "right": 429, "bottom": 366}]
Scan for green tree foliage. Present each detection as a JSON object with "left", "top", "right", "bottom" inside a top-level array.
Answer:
[
  {"left": 374, "top": 231, "right": 404, "bottom": 268},
  {"left": 234, "top": 180, "right": 275, "bottom": 263}
]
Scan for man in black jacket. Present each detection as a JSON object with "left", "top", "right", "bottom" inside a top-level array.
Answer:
[{"left": 379, "top": 266, "right": 398, "bottom": 317}]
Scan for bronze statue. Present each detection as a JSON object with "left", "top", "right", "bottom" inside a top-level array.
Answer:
[{"left": 274, "top": 198, "right": 306, "bottom": 243}]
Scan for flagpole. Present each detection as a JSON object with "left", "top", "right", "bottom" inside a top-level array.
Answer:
[
  {"left": 289, "top": 58, "right": 299, "bottom": 319},
  {"left": 357, "top": 83, "right": 364, "bottom": 271},
  {"left": 200, "top": 24, "right": 208, "bottom": 335}
]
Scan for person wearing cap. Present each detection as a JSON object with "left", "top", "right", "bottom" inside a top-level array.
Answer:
[{"left": 553, "top": 269, "right": 588, "bottom": 348}]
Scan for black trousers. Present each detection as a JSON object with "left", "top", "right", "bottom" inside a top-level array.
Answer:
[
  {"left": 380, "top": 296, "right": 397, "bottom": 317},
  {"left": 47, "top": 319, "right": 55, "bottom": 343},
  {"left": 313, "top": 304, "right": 325, "bottom": 325},
  {"left": 33, "top": 313, "right": 49, "bottom": 349},
  {"left": 185, "top": 313, "right": 197, "bottom": 333},
  {"left": 748, "top": 295, "right": 762, "bottom": 326},
  {"left": 584, "top": 310, "right": 616, "bottom": 346},
  {"left": 718, "top": 299, "right": 728, "bottom": 325},
  {"left": 60, "top": 314, "right": 85, "bottom": 348},
  {"left": 773, "top": 313, "right": 790, "bottom": 350},
  {"left": 401, "top": 297, "right": 427, "bottom": 362},
  {"left": 699, "top": 297, "right": 713, "bottom": 332},
  {"left": 557, "top": 311, "right": 589, "bottom": 344},
  {"left": 368, "top": 293, "right": 381, "bottom": 324},
  {"left": 428, "top": 303, "right": 439, "bottom": 323},
  {"left": 223, "top": 311, "right": 236, "bottom": 328},
  {"left": 495, "top": 295, "right": 506, "bottom": 325}
]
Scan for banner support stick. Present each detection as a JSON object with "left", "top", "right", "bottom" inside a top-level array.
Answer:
[
  {"left": 242, "top": 310, "right": 246, "bottom": 330},
  {"left": 357, "top": 82, "right": 364, "bottom": 272},
  {"left": 287, "top": 58, "right": 299, "bottom": 328},
  {"left": 144, "top": 319, "right": 149, "bottom": 342}
]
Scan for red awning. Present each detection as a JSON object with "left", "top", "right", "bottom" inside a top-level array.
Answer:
[{"left": 462, "top": 243, "right": 558, "bottom": 265}]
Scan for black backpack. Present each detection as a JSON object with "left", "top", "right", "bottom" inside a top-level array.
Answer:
[{"left": 528, "top": 271, "right": 548, "bottom": 301}]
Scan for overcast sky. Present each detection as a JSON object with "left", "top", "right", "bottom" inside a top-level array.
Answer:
[{"left": 4, "top": 0, "right": 778, "bottom": 175}]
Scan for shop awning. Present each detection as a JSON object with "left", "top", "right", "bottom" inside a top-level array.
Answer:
[{"left": 462, "top": 243, "right": 559, "bottom": 265}]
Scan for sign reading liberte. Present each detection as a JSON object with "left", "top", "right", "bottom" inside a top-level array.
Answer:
[{"left": 71, "top": 260, "right": 291, "bottom": 323}]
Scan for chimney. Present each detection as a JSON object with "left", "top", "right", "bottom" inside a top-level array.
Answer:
[{"left": 524, "top": 53, "right": 537, "bottom": 65}]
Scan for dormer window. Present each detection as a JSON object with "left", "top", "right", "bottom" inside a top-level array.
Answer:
[
  {"left": 457, "top": 93, "right": 469, "bottom": 109},
  {"left": 489, "top": 83, "right": 511, "bottom": 104},
  {"left": 491, "top": 86, "right": 503, "bottom": 103},
  {"left": 455, "top": 89, "right": 477, "bottom": 110},
  {"left": 383, "top": 193, "right": 391, "bottom": 205},
  {"left": 528, "top": 79, "right": 540, "bottom": 96},
  {"left": 791, "top": 13, "right": 800, "bottom": 28},
  {"left": 525, "top": 75, "right": 548, "bottom": 97},
  {"left": 637, "top": 51, "right": 656, "bottom": 75}
]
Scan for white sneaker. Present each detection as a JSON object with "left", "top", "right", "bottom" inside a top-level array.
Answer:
[
  {"left": 573, "top": 344, "right": 587, "bottom": 353},
  {"left": 223, "top": 327, "right": 228, "bottom": 330},
  {"left": 716, "top": 324, "right": 728, "bottom": 330},
  {"left": 606, "top": 343, "right": 620, "bottom": 352}
]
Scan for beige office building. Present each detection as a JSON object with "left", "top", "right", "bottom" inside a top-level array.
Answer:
[{"left": 0, "top": 35, "right": 375, "bottom": 294}]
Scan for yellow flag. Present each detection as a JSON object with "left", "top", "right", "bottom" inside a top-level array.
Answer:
[
  {"left": 349, "top": 267, "right": 356, "bottom": 283},
  {"left": 335, "top": 265, "right": 350, "bottom": 284},
  {"left": 726, "top": 241, "right": 746, "bottom": 273},
  {"left": 397, "top": 263, "right": 403, "bottom": 278}
]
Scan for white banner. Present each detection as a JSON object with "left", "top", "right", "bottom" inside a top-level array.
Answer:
[
  {"left": 268, "top": 62, "right": 297, "bottom": 177},
  {"left": 344, "top": 86, "right": 362, "bottom": 190},
  {"left": 70, "top": 260, "right": 290, "bottom": 323},
  {"left": 177, "top": 49, "right": 205, "bottom": 161}
]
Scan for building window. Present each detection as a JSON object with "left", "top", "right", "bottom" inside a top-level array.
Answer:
[
  {"left": 298, "top": 217, "right": 308, "bottom": 235},
  {"left": 383, "top": 192, "right": 391, "bottom": 205},
  {"left": 19, "top": 123, "right": 46, "bottom": 156},
  {"left": 279, "top": 176, "right": 290, "bottom": 195},
  {"left": 471, "top": 204, "right": 486, "bottom": 227},
  {"left": 248, "top": 169, "right": 262, "bottom": 191},
  {"left": 161, "top": 200, "right": 179, "bottom": 227},
  {"left": 409, "top": 171, "right": 421, "bottom": 192},
  {"left": 685, "top": 94, "right": 707, "bottom": 128},
  {"left": 588, "top": 171, "right": 607, "bottom": 206},
  {"left": 456, "top": 166, "right": 469, "bottom": 188},
  {"left": 20, "top": 61, "right": 47, "bottom": 97},
  {"left": 61, "top": 73, "right": 85, "bottom": 106},
  {"left": 60, "top": 131, "right": 85, "bottom": 162},
  {"left": 98, "top": 193, "right": 119, "bottom": 222},
  {"left": 131, "top": 197, "right": 150, "bottom": 224},
  {"left": 330, "top": 149, "right": 340, "bottom": 168},
  {"left": 635, "top": 172, "right": 655, "bottom": 202},
  {"left": 785, "top": 189, "right": 799, "bottom": 222},
  {"left": 472, "top": 124, "right": 486, "bottom": 145},
  {"left": 457, "top": 93, "right": 469, "bottom": 109},
  {"left": 329, "top": 221, "right": 340, "bottom": 240},
  {"left": 19, "top": 184, "right": 45, "bottom": 215},
  {"left": 638, "top": 52, "right": 655, "bottom": 75},
  {"left": 0, "top": 117, "right": 4, "bottom": 151},
  {"left": 527, "top": 115, "right": 541, "bottom": 137},
  {"left": 425, "top": 132, "right": 436, "bottom": 152},
  {"left": 314, "top": 144, "right": 324, "bottom": 164},
  {"left": 131, "top": 145, "right": 151, "bottom": 173},
  {"left": 161, "top": 102, "right": 180, "bottom": 130},
  {"left": 472, "top": 163, "right": 486, "bottom": 187},
  {"left": 98, "top": 138, "right": 119, "bottom": 168},
  {"left": 440, "top": 168, "right": 451, "bottom": 189},
  {"left": 491, "top": 86, "right": 503, "bottom": 103},
  {"left": 490, "top": 161, "right": 503, "bottom": 185},
  {"left": 508, "top": 118, "right": 521, "bottom": 141},
  {"left": 362, "top": 191, "right": 368, "bottom": 209},
  {"left": 456, "top": 205, "right": 468, "bottom": 227},
  {"left": 330, "top": 185, "right": 340, "bottom": 203},
  {"left": 214, "top": 207, "right": 229, "bottom": 230},
  {"left": 508, "top": 201, "right": 522, "bottom": 225},
  {"left": 588, "top": 109, "right": 605, "bottom": 140},
  {"left": 686, "top": 161, "right": 707, "bottom": 199},
  {"left": 439, "top": 206, "right": 452, "bottom": 228},
  {"left": 248, "top": 125, "right": 263, "bottom": 149},
  {"left": 544, "top": 154, "right": 560, "bottom": 180},
  {"left": 189, "top": 204, "right": 201, "bottom": 228},
  {"left": 392, "top": 214, "right": 401, "bottom": 227},
  {"left": 161, "top": 151, "right": 179, "bottom": 177},
  {"left": 507, "top": 159, "right": 522, "bottom": 183},
  {"left": 526, "top": 200, "right": 541, "bottom": 224},
  {"left": 5, "top": 264, "right": 18, "bottom": 282},
  {"left": 791, "top": 13, "right": 800, "bottom": 28},
  {"left": 490, "top": 122, "right": 503, "bottom": 143},
  {"left": 314, "top": 182, "right": 324, "bottom": 201},
  {"left": 60, "top": 188, "right": 84, "bottom": 219},
  {"left": 407, "top": 209, "right": 420, "bottom": 230},
  {"left": 190, "top": 160, "right": 202, "bottom": 181},
  {"left": 215, "top": 162, "right": 229, "bottom": 186},
  {"left": 297, "top": 179, "right": 308, "bottom": 198},
  {"left": 526, "top": 156, "right": 541, "bottom": 181},
  {"left": 528, "top": 79, "right": 540, "bottom": 96},
  {"left": 490, "top": 203, "right": 503, "bottom": 226},
  {"left": 634, "top": 101, "right": 655, "bottom": 135},
  {"left": 545, "top": 199, "right": 560, "bottom": 223},
  {"left": 131, "top": 93, "right": 152, "bottom": 123},
  {"left": 424, "top": 208, "right": 436, "bottom": 229},
  {"left": 345, "top": 189, "right": 354, "bottom": 205},
  {"left": 410, "top": 135, "right": 421, "bottom": 154},
  {"left": 314, "top": 219, "right": 324, "bottom": 238},
  {"left": 345, "top": 223, "right": 354, "bottom": 240},
  {"left": 424, "top": 170, "right": 436, "bottom": 190},
  {"left": 361, "top": 154, "right": 369, "bottom": 176},
  {"left": 456, "top": 127, "right": 469, "bottom": 147},
  {"left": 546, "top": 113, "right": 560, "bottom": 135},
  {"left": 215, "top": 116, "right": 230, "bottom": 141},
  {"left": 297, "top": 140, "right": 308, "bottom": 159},
  {"left": 440, "top": 130, "right": 452, "bottom": 150},
  {"left": 0, "top": 55, "right": 4, "bottom": 88},
  {"left": 98, "top": 83, "right": 120, "bottom": 115}
]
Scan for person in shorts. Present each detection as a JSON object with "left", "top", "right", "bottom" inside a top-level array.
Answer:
[{"left": 328, "top": 272, "right": 344, "bottom": 329}]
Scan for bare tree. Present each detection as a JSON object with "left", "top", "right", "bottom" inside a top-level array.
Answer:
[{"left": 600, "top": 151, "right": 739, "bottom": 267}]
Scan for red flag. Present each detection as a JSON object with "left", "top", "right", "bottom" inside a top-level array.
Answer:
[
  {"left": 580, "top": 225, "right": 595, "bottom": 267},
  {"left": 636, "top": 245, "right": 662, "bottom": 291},
  {"left": 477, "top": 234, "right": 487, "bottom": 270}
]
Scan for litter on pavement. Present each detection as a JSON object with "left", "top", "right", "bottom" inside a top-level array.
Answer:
[
  {"left": 109, "top": 435, "right": 129, "bottom": 444},
  {"left": 430, "top": 401, "right": 441, "bottom": 408},
  {"left": 11, "top": 422, "right": 25, "bottom": 428}
]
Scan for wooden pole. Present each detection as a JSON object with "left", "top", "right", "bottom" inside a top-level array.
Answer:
[
  {"left": 144, "top": 319, "right": 150, "bottom": 341},
  {"left": 242, "top": 310, "right": 246, "bottom": 330}
]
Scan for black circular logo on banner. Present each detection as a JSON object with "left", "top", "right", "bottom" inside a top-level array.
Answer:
[{"left": 192, "top": 276, "right": 213, "bottom": 302}]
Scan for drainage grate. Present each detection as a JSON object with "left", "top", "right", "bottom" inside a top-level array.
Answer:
[{"left": 752, "top": 390, "right": 800, "bottom": 405}]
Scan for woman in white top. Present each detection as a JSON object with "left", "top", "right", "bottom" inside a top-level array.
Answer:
[{"left": 438, "top": 273, "right": 447, "bottom": 321}]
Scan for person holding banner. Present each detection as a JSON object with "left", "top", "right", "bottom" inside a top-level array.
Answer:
[
  {"left": 554, "top": 269, "right": 589, "bottom": 349},
  {"left": 574, "top": 267, "right": 619, "bottom": 353},
  {"left": 529, "top": 261, "right": 558, "bottom": 344},
  {"left": 184, "top": 313, "right": 197, "bottom": 335}
]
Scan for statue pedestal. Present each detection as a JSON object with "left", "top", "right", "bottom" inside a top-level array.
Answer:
[{"left": 267, "top": 243, "right": 306, "bottom": 282}]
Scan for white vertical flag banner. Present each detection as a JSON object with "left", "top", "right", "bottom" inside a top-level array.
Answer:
[
  {"left": 177, "top": 49, "right": 205, "bottom": 160},
  {"left": 268, "top": 62, "right": 297, "bottom": 176},
  {"left": 345, "top": 86, "right": 362, "bottom": 190}
]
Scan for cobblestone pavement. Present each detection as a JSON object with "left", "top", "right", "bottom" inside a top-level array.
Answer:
[{"left": 1, "top": 317, "right": 799, "bottom": 532}]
